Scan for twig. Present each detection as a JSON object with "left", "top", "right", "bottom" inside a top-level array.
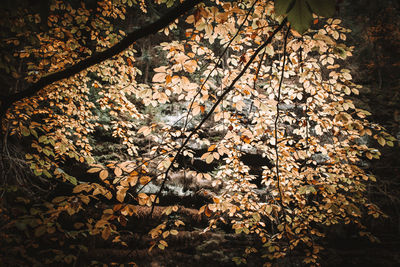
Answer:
[
  {"left": 150, "top": 17, "right": 288, "bottom": 217},
  {"left": 274, "top": 25, "right": 290, "bottom": 207},
  {"left": 0, "top": 0, "right": 201, "bottom": 120},
  {"left": 183, "top": 0, "right": 260, "bottom": 131}
]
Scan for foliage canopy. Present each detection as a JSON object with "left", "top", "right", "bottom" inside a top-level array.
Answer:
[{"left": 0, "top": 0, "right": 392, "bottom": 265}]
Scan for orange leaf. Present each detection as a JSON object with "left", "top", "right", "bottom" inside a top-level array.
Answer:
[
  {"left": 139, "top": 176, "right": 151, "bottom": 185},
  {"left": 116, "top": 188, "right": 127, "bottom": 203},
  {"left": 165, "top": 75, "right": 172, "bottom": 84},
  {"left": 88, "top": 167, "right": 102, "bottom": 173},
  {"left": 241, "top": 135, "right": 251, "bottom": 144},
  {"left": 204, "top": 206, "right": 212, "bottom": 217},
  {"left": 99, "top": 170, "right": 109, "bottom": 180},
  {"left": 208, "top": 144, "right": 216, "bottom": 152}
]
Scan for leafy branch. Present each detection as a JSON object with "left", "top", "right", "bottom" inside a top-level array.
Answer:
[
  {"left": 151, "top": 17, "right": 289, "bottom": 216},
  {"left": 0, "top": 0, "right": 202, "bottom": 120}
]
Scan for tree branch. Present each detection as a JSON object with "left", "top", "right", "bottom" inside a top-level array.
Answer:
[
  {"left": 151, "top": 17, "right": 288, "bottom": 216},
  {"left": 274, "top": 25, "right": 290, "bottom": 208},
  {"left": 0, "top": 0, "right": 201, "bottom": 119}
]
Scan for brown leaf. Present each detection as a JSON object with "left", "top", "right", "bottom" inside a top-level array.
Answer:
[{"left": 102, "top": 226, "right": 111, "bottom": 240}]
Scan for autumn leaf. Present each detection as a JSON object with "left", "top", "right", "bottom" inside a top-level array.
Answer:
[
  {"left": 139, "top": 176, "right": 151, "bottom": 185},
  {"left": 99, "top": 170, "right": 109, "bottom": 180},
  {"left": 102, "top": 226, "right": 111, "bottom": 240},
  {"left": 88, "top": 167, "right": 102, "bottom": 173},
  {"left": 116, "top": 187, "right": 127, "bottom": 202},
  {"left": 114, "top": 167, "right": 123, "bottom": 177}
]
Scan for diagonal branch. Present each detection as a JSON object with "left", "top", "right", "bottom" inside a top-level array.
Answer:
[
  {"left": 0, "top": 0, "right": 201, "bottom": 119},
  {"left": 151, "top": 17, "right": 288, "bottom": 216},
  {"left": 183, "top": 0, "right": 259, "bottom": 131},
  {"left": 274, "top": 25, "right": 291, "bottom": 207}
]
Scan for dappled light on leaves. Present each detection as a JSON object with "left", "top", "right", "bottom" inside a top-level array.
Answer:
[{"left": 0, "top": 0, "right": 395, "bottom": 266}]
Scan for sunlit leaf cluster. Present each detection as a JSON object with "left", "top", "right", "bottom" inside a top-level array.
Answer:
[{"left": 0, "top": 0, "right": 391, "bottom": 266}]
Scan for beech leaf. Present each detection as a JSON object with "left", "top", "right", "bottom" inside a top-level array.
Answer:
[{"left": 287, "top": 0, "right": 313, "bottom": 34}]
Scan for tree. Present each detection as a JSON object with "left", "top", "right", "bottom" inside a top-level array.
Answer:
[{"left": 0, "top": 0, "right": 392, "bottom": 265}]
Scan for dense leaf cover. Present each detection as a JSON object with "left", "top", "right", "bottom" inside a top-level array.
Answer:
[{"left": 0, "top": 0, "right": 393, "bottom": 265}]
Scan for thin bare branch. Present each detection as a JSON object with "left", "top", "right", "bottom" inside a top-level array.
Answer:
[{"left": 151, "top": 17, "right": 288, "bottom": 217}]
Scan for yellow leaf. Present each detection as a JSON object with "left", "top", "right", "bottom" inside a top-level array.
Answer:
[
  {"left": 159, "top": 240, "right": 168, "bottom": 247},
  {"left": 163, "top": 206, "right": 173, "bottom": 215},
  {"left": 377, "top": 136, "right": 386, "bottom": 146},
  {"left": 162, "top": 231, "right": 170, "bottom": 239},
  {"left": 174, "top": 220, "right": 185, "bottom": 227}
]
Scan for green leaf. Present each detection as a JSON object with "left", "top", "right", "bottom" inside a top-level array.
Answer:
[
  {"left": 65, "top": 174, "right": 78, "bottom": 185},
  {"left": 306, "top": 0, "right": 335, "bottom": 17},
  {"left": 274, "top": 0, "right": 295, "bottom": 15},
  {"left": 166, "top": 0, "right": 175, "bottom": 8},
  {"left": 287, "top": 0, "right": 313, "bottom": 34}
]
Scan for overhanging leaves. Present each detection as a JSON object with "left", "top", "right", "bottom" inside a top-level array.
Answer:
[
  {"left": 307, "top": 0, "right": 335, "bottom": 17},
  {"left": 274, "top": 0, "right": 335, "bottom": 33},
  {"left": 274, "top": 0, "right": 295, "bottom": 16},
  {"left": 287, "top": 0, "right": 313, "bottom": 34}
]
